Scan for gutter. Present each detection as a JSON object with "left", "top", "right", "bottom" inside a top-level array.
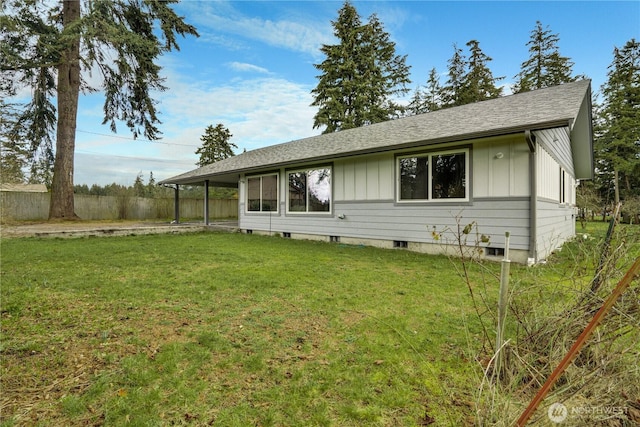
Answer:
[{"left": 525, "top": 130, "right": 537, "bottom": 264}]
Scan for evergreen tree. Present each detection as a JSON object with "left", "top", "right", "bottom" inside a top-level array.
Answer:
[
  {"left": 423, "top": 68, "right": 444, "bottom": 112},
  {"left": 0, "top": 0, "right": 198, "bottom": 219},
  {"left": 442, "top": 44, "right": 467, "bottom": 107},
  {"left": 592, "top": 97, "right": 616, "bottom": 205},
  {"left": 407, "top": 87, "right": 427, "bottom": 116},
  {"left": 408, "top": 68, "right": 443, "bottom": 115},
  {"left": 311, "top": 1, "right": 410, "bottom": 133},
  {"left": 363, "top": 14, "right": 411, "bottom": 120},
  {"left": 89, "top": 184, "right": 106, "bottom": 196},
  {"left": 195, "top": 124, "right": 237, "bottom": 167},
  {"left": 146, "top": 171, "right": 157, "bottom": 197},
  {"left": 0, "top": 100, "right": 27, "bottom": 183},
  {"left": 311, "top": 2, "right": 362, "bottom": 133},
  {"left": 0, "top": 146, "right": 25, "bottom": 184},
  {"left": 0, "top": 97, "right": 54, "bottom": 186},
  {"left": 74, "top": 184, "right": 90, "bottom": 194},
  {"left": 460, "top": 40, "right": 503, "bottom": 103},
  {"left": 514, "top": 21, "right": 576, "bottom": 93},
  {"left": 595, "top": 39, "right": 640, "bottom": 204},
  {"left": 133, "top": 173, "right": 146, "bottom": 197}
]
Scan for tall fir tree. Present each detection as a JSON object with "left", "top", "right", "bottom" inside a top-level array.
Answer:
[
  {"left": 311, "top": 2, "right": 362, "bottom": 133},
  {"left": 514, "top": 21, "right": 576, "bottom": 93},
  {"left": 146, "top": 171, "right": 157, "bottom": 198},
  {"left": 364, "top": 14, "right": 411, "bottom": 120},
  {"left": 423, "top": 68, "right": 444, "bottom": 112},
  {"left": 460, "top": 40, "right": 503, "bottom": 103},
  {"left": 196, "top": 124, "right": 237, "bottom": 167},
  {"left": 595, "top": 39, "right": 640, "bottom": 203},
  {"left": 0, "top": 0, "right": 198, "bottom": 219},
  {"left": 311, "top": 1, "right": 410, "bottom": 133},
  {"left": 133, "top": 173, "right": 146, "bottom": 197},
  {"left": 407, "top": 87, "right": 427, "bottom": 116},
  {"left": 408, "top": 68, "right": 443, "bottom": 115},
  {"left": 442, "top": 44, "right": 467, "bottom": 107}
]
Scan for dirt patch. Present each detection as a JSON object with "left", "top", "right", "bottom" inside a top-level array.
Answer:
[
  {"left": 0, "top": 220, "right": 237, "bottom": 239},
  {"left": 1, "top": 220, "right": 162, "bottom": 237}
]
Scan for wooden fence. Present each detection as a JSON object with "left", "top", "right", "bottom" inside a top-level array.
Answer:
[{"left": 0, "top": 192, "right": 238, "bottom": 222}]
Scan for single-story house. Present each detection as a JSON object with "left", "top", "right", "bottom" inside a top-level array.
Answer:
[{"left": 160, "top": 80, "right": 593, "bottom": 264}]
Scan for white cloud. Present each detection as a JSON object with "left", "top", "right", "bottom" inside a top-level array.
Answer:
[
  {"left": 240, "top": 17, "right": 330, "bottom": 56},
  {"left": 73, "top": 60, "right": 324, "bottom": 185},
  {"left": 181, "top": 2, "right": 332, "bottom": 57},
  {"left": 227, "top": 62, "right": 270, "bottom": 74},
  {"left": 74, "top": 151, "right": 195, "bottom": 186},
  {"left": 80, "top": 66, "right": 323, "bottom": 184},
  {"left": 158, "top": 71, "right": 320, "bottom": 153},
  {"left": 198, "top": 32, "right": 248, "bottom": 51}
]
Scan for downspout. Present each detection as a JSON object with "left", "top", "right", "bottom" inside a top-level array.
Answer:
[
  {"left": 525, "top": 130, "right": 537, "bottom": 264},
  {"left": 204, "top": 179, "right": 210, "bottom": 226}
]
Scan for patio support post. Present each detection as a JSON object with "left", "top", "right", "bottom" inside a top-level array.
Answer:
[
  {"left": 204, "top": 180, "right": 210, "bottom": 225},
  {"left": 174, "top": 185, "right": 180, "bottom": 224}
]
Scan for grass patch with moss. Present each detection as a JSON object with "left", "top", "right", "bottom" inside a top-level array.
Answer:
[{"left": 1, "top": 222, "right": 638, "bottom": 426}]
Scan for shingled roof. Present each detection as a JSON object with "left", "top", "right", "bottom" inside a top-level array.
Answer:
[{"left": 160, "top": 79, "right": 592, "bottom": 186}]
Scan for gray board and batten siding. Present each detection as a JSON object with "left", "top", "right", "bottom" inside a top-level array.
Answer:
[
  {"left": 239, "top": 135, "right": 534, "bottom": 263},
  {"left": 240, "top": 198, "right": 532, "bottom": 261},
  {"left": 160, "top": 80, "right": 593, "bottom": 263}
]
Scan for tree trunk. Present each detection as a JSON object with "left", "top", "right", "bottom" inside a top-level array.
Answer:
[{"left": 49, "top": 0, "right": 81, "bottom": 220}]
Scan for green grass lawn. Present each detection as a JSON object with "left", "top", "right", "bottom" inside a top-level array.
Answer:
[{"left": 1, "top": 223, "right": 637, "bottom": 426}]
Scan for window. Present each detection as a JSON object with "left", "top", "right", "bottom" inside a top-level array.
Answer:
[
  {"left": 247, "top": 173, "right": 278, "bottom": 212},
  {"left": 398, "top": 149, "right": 468, "bottom": 202},
  {"left": 287, "top": 167, "right": 331, "bottom": 213}
]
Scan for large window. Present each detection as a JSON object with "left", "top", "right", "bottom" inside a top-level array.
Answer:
[
  {"left": 398, "top": 149, "right": 468, "bottom": 202},
  {"left": 247, "top": 173, "right": 278, "bottom": 212},
  {"left": 287, "top": 167, "right": 331, "bottom": 213}
]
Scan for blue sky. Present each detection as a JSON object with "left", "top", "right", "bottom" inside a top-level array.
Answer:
[{"left": 67, "top": 1, "right": 640, "bottom": 186}]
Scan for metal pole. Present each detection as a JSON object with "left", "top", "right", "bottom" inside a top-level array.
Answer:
[
  {"left": 204, "top": 179, "right": 210, "bottom": 226},
  {"left": 174, "top": 184, "right": 180, "bottom": 224},
  {"left": 495, "top": 231, "right": 510, "bottom": 378}
]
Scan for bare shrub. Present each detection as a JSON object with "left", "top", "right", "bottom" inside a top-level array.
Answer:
[
  {"left": 445, "top": 219, "right": 640, "bottom": 425},
  {"left": 498, "top": 225, "right": 639, "bottom": 425}
]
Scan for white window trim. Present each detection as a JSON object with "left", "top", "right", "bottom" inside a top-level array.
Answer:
[
  {"left": 246, "top": 173, "right": 279, "bottom": 213},
  {"left": 286, "top": 166, "right": 333, "bottom": 214},
  {"left": 396, "top": 148, "right": 470, "bottom": 203}
]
